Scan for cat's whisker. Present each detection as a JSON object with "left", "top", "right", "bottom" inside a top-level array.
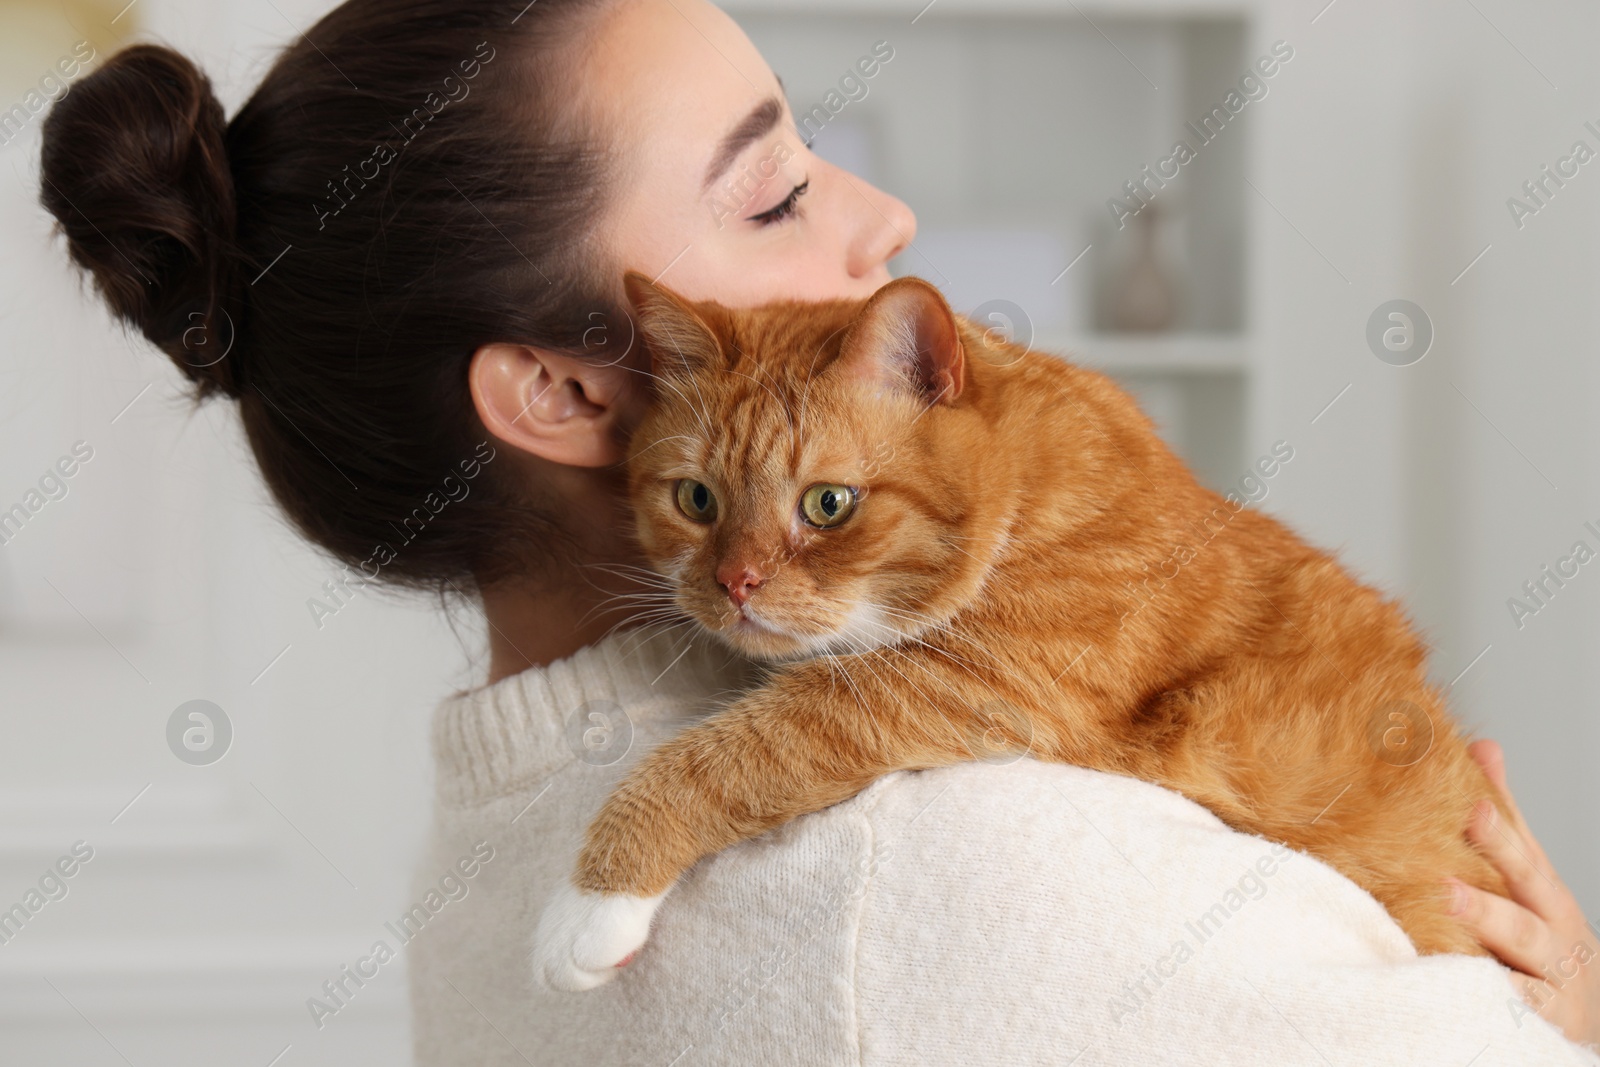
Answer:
[
  {"left": 582, "top": 591, "right": 681, "bottom": 617},
  {"left": 593, "top": 589, "right": 682, "bottom": 609},
  {"left": 867, "top": 603, "right": 947, "bottom": 631},
  {"left": 601, "top": 601, "right": 691, "bottom": 627},
  {"left": 605, "top": 616, "right": 700, "bottom": 658},
  {"left": 854, "top": 646, "right": 936, "bottom": 714},
  {"left": 576, "top": 563, "right": 675, "bottom": 588},
  {"left": 608, "top": 610, "right": 694, "bottom": 635},
  {"left": 865, "top": 648, "right": 981, "bottom": 755},
  {"left": 606, "top": 623, "right": 668, "bottom": 657},
  {"left": 577, "top": 569, "right": 676, "bottom": 591},
  {"left": 595, "top": 607, "right": 698, "bottom": 645},
  {"left": 940, "top": 539, "right": 993, "bottom": 567},
  {"left": 834, "top": 651, "right": 902, "bottom": 753},
  {"left": 575, "top": 587, "right": 683, "bottom": 617},
  {"left": 677, "top": 357, "right": 720, "bottom": 443},
  {"left": 594, "top": 591, "right": 682, "bottom": 606},
  {"left": 831, "top": 628, "right": 1010, "bottom": 758},
  {"left": 571, "top": 560, "right": 687, "bottom": 629},
  {"left": 579, "top": 598, "right": 676, "bottom": 629},
  {"left": 572, "top": 564, "right": 681, "bottom": 609},
  {"left": 581, "top": 559, "right": 674, "bottom": 579},
  {"left": 869, "top": 616, "right": 984, "bottom": 665},
  {"left": 822, "top": 650, "right": 874, "bottom": 716},
  {"left": 629, "top": 434, "right": 705, "bottom": 460},
  {"left": 577, "top": 600, "right": 684, "bottom": 630},
  {"left": 859, "top": 637, "right": 979, "bottom": 709},
  {"left": 867, "top": 602, "right": 984, "bottom": 645},
  {"left": 828, "top": 632, "right": 975, "bottom": 758},
  {"left": 858, "top": 632, "right": 998, "bottom": 711},
  {"left": 633, "top": 362, "right": 716, "bottom": 444},
  {"left": 859, "top": 608, "right": 996, "bottom": 675},
  {"left": 644, "top": 623, "right": 701, "bottom": 679}
]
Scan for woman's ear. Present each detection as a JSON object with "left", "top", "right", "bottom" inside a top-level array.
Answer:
[{"left": 469, "top": 343, "right": 636, "bottom": 468}]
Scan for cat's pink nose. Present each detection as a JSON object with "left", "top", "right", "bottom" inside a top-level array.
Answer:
[{"left": 718, "top": 565, "right": 763, "bottom": 606}]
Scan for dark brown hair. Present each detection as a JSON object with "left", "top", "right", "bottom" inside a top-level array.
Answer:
[{"left": 39, "top": 0, "right": 623, "bottom": 590}]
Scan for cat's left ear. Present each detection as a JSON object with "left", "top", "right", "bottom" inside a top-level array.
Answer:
[
  {"left": 624, "top": 271, "right": 722, "bottom": 378},
  {"left": 837, "top": 277, "right": 965, "bottom": 405}
]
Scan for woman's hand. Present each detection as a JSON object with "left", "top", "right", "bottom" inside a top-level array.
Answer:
[{"left": 1446, "top": 739, "right": 1599, "bottom": 1049}]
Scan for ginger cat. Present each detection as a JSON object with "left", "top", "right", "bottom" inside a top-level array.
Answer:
[{"left": 533, "top": 272, "right": 1507, "bottom": 990}]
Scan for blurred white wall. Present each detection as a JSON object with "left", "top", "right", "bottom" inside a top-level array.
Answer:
[
  {"left": 1, "top": 2, "right": 473, "bottom": 1062},
  {"left": 1248, "top": 0, "right": 1600, "bottom": 909},
  {"left": 0, "top": 0, "right": 1595, "bottom": 1063}
]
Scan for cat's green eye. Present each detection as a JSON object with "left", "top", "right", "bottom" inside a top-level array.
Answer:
[
  {"left": 675, "top": 479, "right": 718, "bottom": 523},
  {"left": 800, "top": 484, "right": 857, "bottom": 529}
]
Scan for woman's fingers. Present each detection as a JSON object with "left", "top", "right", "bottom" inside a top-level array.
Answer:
[
  {"left": 1458, "top": 737, "right": 1600, "bottom": 1048},
  {"left": 1467, "top": 739, "right": 1550, "bottom": 871},
  {"left": 1466, "top": 794, "right": 1571, "bottom": 923},
  {"left": 1449, "top": 878, "right": 1557, "bottom": 977},
  {"left": 1472, "top": 742, "right": 1561, "bottom": 908},
  {"left": 1469, "top": 739, "right": 1525, "bottom": 832}
]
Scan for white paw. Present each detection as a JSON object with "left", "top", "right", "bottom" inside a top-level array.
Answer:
[{"left": 532, "top": 880, "right": 669, "bottom": 991}]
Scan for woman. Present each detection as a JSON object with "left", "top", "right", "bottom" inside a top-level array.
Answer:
[{"left": 39, "top": 0, "right": 1598, "bottom": 1062}]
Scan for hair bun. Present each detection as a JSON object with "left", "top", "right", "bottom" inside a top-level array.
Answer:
[{"left": 40, "top": 44, "right": 244, "bottom": 398}]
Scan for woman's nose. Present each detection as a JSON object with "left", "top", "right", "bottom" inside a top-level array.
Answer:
[{"left": 845, "top": 175, "right": 917, "bottom": 280}]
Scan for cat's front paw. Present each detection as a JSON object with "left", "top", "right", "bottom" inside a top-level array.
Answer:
[{"left": 532, "top": 880, "right": 669, "bottom": 991}]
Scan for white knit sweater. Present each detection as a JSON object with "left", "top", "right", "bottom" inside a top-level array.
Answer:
[{"left": 409, "top": 625, "right": 1599, "bottom": 1066}]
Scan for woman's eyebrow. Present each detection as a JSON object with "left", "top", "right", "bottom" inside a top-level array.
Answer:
[{"left": 702, "top": 95, "right": 785, "bottom": 193}]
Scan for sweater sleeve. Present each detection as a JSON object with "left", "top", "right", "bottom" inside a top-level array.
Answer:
[{"left": 847, "top": 761, "right": 1600, "bottom": 1067}]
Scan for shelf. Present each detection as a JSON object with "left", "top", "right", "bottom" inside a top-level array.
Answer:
[{"left": 1029, "top": 331, "right": 1249, "bottom": 374}]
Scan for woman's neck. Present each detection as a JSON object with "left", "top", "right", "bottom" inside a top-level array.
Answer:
[
  {"left": 479, "top": 461, "right": 656, "bottom": 683},
  {"left": 481, "top": 570, "right": 643, "bottom": 683}
]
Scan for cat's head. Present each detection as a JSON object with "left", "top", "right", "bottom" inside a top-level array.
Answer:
[{"left": 623, "top": 272, "right": 999, "bottom": 661}]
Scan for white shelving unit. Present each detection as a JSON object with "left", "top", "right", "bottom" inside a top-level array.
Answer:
[{"left": 728, "top": 0, "right": 1260, "bottom": 493}]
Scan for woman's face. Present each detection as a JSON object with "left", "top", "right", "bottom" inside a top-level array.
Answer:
[
  {"left": 470, "top": 0, "right": 917, "bottom": 483},
  {"left": 581, "top": 0, "right": 916, "bottom": 307}
]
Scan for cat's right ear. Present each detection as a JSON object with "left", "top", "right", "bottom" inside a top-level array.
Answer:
[
  {"left": 837, "top": 276, "right": 965, "bottom": 405},
  {"left": 624, "top": 271, "right": 721, "bottom": 378}
]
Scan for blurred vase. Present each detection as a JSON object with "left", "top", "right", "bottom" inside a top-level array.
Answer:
[{"left": 1111, "top": 204, "right": 1177, "bottom": 333}]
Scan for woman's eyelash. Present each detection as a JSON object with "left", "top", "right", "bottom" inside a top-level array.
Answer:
[{"left": 748, "top": 179, "right": 809, "bottom": 226}]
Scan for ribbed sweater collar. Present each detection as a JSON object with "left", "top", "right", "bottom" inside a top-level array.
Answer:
[{"left": 432, "top": 625, "right": 751, "bottom": 807}]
